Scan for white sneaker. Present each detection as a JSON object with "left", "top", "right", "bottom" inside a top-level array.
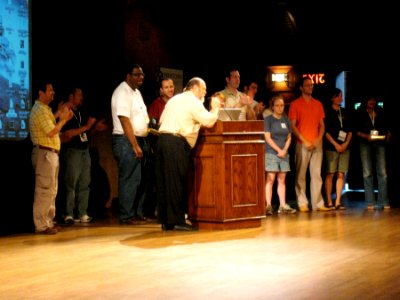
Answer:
[
  {"left": 64, "top": 216, "right": 74, "bottom": 224},
  {"left": 79, "top": 215, "right": 92, "bottom": 223},
  {"left": 278, "top": 204, "right": 297, "bottom": 214}
]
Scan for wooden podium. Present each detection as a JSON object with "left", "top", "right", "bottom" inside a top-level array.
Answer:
[{"left": 188, "top": 121, "right": 266, "bottom": 230}]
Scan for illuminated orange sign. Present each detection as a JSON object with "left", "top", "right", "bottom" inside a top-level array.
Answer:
[{"left": 302, "top": 73, "right": 325, "bottom": 84}]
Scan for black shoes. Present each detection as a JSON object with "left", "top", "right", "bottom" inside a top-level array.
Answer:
[
  {"left": 120, "top": 217, "right": 147, "bottom": 225},
  {"left": 162, "top": 224, "right": 175, "bottom": 231},
  {"left": 174, "top": 224, "right": 198, "bottom": 231},
  {"left": 162, "top": 224, "right": 198, "bottom": 231},
  {"left": 35, "top": 227, "right": 58, "bottom": 235}
]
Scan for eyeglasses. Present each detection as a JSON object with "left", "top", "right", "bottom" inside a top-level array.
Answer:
[{"left": 131, "top": 72, "right": 145, "bottom": 77}]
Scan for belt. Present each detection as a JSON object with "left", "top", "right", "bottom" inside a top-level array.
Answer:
[
  {"left": 160, "top": 132, "right": 187, "bottom": 143},
  {"left": 34, "top": 145, "right": 60, "bottom": 154},
  {"left": 112, "top": 134, "right": 147, "bottom": 138},
  {"left": 113, "top": 134, "right": 148, "bottom": 139}
]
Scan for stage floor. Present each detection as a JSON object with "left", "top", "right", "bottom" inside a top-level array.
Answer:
[{"left": 1, "top": 199, "right": 399, "bottom": 300}]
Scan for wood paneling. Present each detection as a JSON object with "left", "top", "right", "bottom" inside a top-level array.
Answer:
[{"left": 189, "top": 121, "right": 266, "bottom": 229}]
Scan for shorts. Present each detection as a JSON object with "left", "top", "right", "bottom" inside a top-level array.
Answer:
[
  {"left": 265, "top": 153, "right": 290, "bottom": 172},
  {"left": 325, "top": 150, "right": 350, "bottom": 173}
]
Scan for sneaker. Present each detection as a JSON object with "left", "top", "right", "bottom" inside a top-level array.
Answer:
[
  {"left": 317, "top": 205, "right": 333, "bottom": 211},
  {"left": 298, "top": 206, "right": 309, "bottom": 212},
  {"left": 278, "top": 204, "right": 297, "bottom": 214},
  {"left": 79, "top": 215, "right": 92, "bottom": 223},
  {"left": 335, "top": 204, "right": 346, "bottom": 210},
  {"left": 327, "top": 204, "right": 335, "bottom": 210},
  {"left": 266, "top": 204, "right": 273, "bottom": 215},
  {"left": 64, "top": 216, "right": 74, "bottom": 225}
]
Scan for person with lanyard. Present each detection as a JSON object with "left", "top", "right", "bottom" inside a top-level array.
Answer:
[
  {"left": 323, "top": 88, "right": 353, "bottom": 210},
  {"left": 355, "top": 95, "right": 391, "bottom": 210},
  {"left": 60, "top": 87, "right": 98, "bottom": 224}
]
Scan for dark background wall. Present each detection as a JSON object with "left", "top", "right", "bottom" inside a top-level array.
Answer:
[{"left": 30, "top": 0, "right": 398, "bottom": 107}]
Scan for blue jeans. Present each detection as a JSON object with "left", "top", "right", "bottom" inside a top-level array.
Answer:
[
  {"left": 62, "top": 147, "right": 91, "bottom": 218},
  {"left": 112, "top": 135, "right": 149, "bottom": 222},
  {"left": 359, "top": 143, "right": 388, "bottom": 208}
]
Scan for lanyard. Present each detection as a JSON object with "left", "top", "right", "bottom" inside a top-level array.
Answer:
[
  {"left": 73, "top": 110, "right": 81, "bottom": 127},
  {"left": 368, "top": 110, "right": 375, "bottom": 128}
]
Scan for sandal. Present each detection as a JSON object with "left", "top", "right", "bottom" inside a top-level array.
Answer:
[{"left": 336, "top": 204, "right": 346, "bottom": 210}]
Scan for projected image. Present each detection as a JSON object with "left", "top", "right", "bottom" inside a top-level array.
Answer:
[{"left": 0, "top": 0, "right": 29, "bottom": 140}]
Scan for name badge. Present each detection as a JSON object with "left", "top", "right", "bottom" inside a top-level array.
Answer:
[
  {"left": 281, "top": 123, "right": 287, "bottom": 129},
  {"left": 338, "top": 130, "right": 347, "bottom": 142},
  {"left": 370, "top": 130, "right": 379, "bottom": 136},
  {"left": 80, "top": 132, "right": 88, "bottom": 142}
]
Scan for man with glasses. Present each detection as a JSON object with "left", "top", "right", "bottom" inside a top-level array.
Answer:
[
  {"left": 111, "top": 63, "right": 150, "bottom": 225},
  {"left": 288, "top": 77, "right": 331, "bottom": 212}
]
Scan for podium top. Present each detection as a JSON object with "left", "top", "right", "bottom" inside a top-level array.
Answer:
[{"left": 201, "top": 120, "right": 264, "bottom": 136}]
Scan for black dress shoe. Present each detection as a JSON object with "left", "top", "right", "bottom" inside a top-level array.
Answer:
[
  {"left": 36, "top": 227, "right": 58, "bottom": 235},
  {"left": 162, "top": 224, "right": 174, "bottom": 231},
  {"left": 173, "top": 224, "right": 198, "bottom": 231}
]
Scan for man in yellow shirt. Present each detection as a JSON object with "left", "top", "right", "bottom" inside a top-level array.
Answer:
[{"left": 29, "top": 80, "right": 73, "bottom": 234}]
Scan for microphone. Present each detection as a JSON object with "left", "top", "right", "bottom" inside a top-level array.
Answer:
[
  {"left": 149, "top": 117, "right": 158, "bottom": 129},
  {"left": 148, "top": 117, "right": 160, "bottom": 135}
]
